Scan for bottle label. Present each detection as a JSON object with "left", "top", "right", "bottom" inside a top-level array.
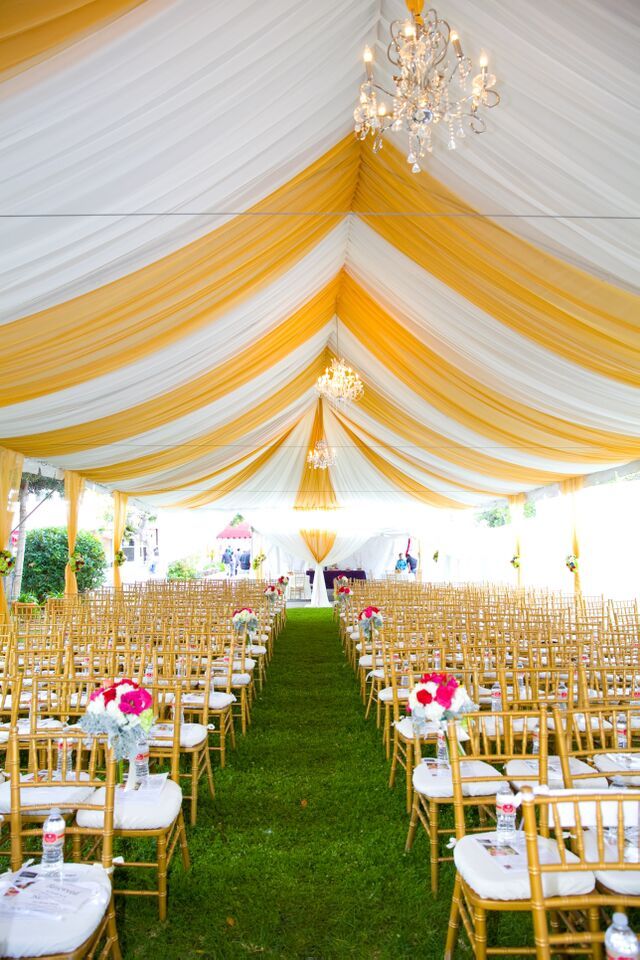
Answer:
[
  {"left": 135, "top": 751, "right": 149, "bottom": 762},
  {"left": 43, "top": 831, "right": 63, "bottom": 844}
]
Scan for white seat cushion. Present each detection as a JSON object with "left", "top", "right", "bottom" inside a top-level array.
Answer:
[
  {"left": 213, "top": 658, "right": 255, "bottom": 671},
  {"left": 378, "top": 686, "right": 410, "bottom": 702},
  {"left": 454, "top": 831, "right": 595, "bottom": 901},
  {"left": 506, "top": 757, "right": 608, "bottom": 791},
  {"left": 149, "top": 722, "right": 207, "bottom": 748},
  {"left": 0, "top": 773, "right": 94, "bottom": 815},
  {"left": 183, "top": 691, "right": 236, "bottom": 710},
  {"left": 0, "top": 863, "right": 111, "bottom": 958},
  {"left": 394, "top": 717, "right": 470, "bottom": 743},
  {"left": 211, "top": 673, "right": 251, "bottom": 686},
  {"left": 413, "top": 760, "right": 502, "bottom": 799},
  {"left": 0, "top": 718, "right": 64, "bottom": 743},
  {"left": 248, "top": 645, "right": 267, "bottom": 655},
  {"left": 76, "top": 778, "right": 182, "bottom": 830},
  {"left": 480, "top": 716, "right": 538, "bottom": 737},
  {"left": 350, "top": 630, "right": 360, "bottom": 640},
  {"left": 582, "top": 829, "right": 640, "bottom": 894},
  {"left": 358, "top": 655, "right": 384, "bottom": 668},
  {"left": 593, "top": 753, "right": 640, "bottom": 785}
]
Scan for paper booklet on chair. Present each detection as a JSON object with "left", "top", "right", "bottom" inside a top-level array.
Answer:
[
  {"left": 117, "top": 771, "right": 169, "bottom": 802},
  {"left": 474, "top": 837, "right": 559, "bottom": 874},
  {"left": 0, "top": 869, "right": 96, "bottom": 918}
]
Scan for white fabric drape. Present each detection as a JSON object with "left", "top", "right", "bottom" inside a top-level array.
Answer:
[{"left": 0, "top": 0, "right": 377, "bottom": 319}]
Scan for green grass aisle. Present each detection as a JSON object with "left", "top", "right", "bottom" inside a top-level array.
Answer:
[{"left": 120, "top": 609, "right": 453, "bottom": 959}]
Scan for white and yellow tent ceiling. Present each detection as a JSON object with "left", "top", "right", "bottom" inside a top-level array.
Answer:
[{"left": 0, "top": 0, "right": 638, "bottom": 514}]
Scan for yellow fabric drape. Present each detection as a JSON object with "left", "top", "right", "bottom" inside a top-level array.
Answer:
[
  {"left": 508, "top": 493, "right": 526, "bottom": 588},
  {"left": 0, "top": 0, "right": 146, "bottom": 77},
  {"left": 7, "top": 282, "right": 338, "bottom": 458},
  {"left": 561, "top": 476, "right": 584, "bottom": 594},
  {"left": 338, "top": 273, "right": 640, "bottom": 464},
  {"left": 1, "top": 139, "right": 359, "bottom": 404},
  {"left": 112, "top": 490, "right": 128, "bottom": 591},
  {"left": 295, "top": 400, "right": 338, "bottom": 511},
  {"left": 360, "top": 382, "right": 565, "bottom": 488},
  {"left": 0, "top": 448, "right": 23, "bottom": 621},
  {"left": 300, "top": 529, "right": 336, "bottom": 564},
  {"left": 336, "top": 417, "right": 466, "bottom": 508},
  {"left": 63, "top": 471, "right": 84, "bottom": 595},
  {"left": 174, "top": 427, "right": 295, "bottom": 508},
  {"left": 354, "top": 144, "right": 640, "bottom": 385},
  {"left": 83, "top": 356, "right": 326, "bottom": 488}
]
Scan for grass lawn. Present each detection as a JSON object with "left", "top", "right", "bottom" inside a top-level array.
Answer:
[{"left": 117, "top": 608, "right": 529, "bottom": 959}]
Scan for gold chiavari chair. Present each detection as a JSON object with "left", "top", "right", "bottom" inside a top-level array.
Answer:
[
  {"left": 4, "top": 720, "right": 121, "bottom": 960},
  {"left": 521, "top": 787, "right": 640, "bottom": 960}
]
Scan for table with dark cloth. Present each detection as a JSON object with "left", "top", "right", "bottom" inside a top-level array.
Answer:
[{"left": 306, "top": 569, "right": 367, "bottom": 588}]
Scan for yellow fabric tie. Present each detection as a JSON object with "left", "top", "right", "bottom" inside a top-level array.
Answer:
[
  {"left": 112, "top": 490, "right": 128, "bottom": 590},
  {"left": 0, "top": 447, "right": 23, "bottom": 621},
  {"left": 63, "top": 471, "right": 84, "bottom": 595}
]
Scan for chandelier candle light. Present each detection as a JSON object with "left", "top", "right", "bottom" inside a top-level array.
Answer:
[{"left": 354, "top": 3, "right": 500, "bottom": 171}]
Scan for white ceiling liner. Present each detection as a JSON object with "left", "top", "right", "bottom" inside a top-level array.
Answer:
[
  {"left": 376, "top": 0, "right": 640, "bottom": 290},
  {"left": 0, "top": 0, "right": 377, "bottom": 319}
]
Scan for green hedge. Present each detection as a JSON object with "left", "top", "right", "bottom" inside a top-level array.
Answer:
[
  {"left": 22, "top": 527, "right": 107, "bottom": 602},
  {"left": 167, "top": 558, "right": 197, "bottom": 580}
]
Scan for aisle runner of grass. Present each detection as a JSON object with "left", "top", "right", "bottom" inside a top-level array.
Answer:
[{"left": 121, "top": 609, "right": 452, "bottom": 959}]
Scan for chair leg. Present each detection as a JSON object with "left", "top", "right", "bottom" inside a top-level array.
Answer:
[
  {"left": 190, "top": 754, "right": 198, "bottom": 827},
  {"left": 429, "top": 800, "right": 440, "bottom": 894},
  {"left": 444, "top": 874, "right": 462, "bottom": 960},
  {"left": 204, "top": 747, "right": 215, "bottom": 799},
  {"left": 405, "top": 792, "right": 420, "bottom": 851},
  {"left": 178, "top": 810, "right": 191, "bottom": 872},
  {"left": 587, "top": 906, "right": 603, "bottom": 960},
  {"left": 364, "top": 679, "right": 376, "bottom": 720},
  {"left": 473, "top": 904, "right": 488, "bottom": 960},
  {"left": 389, "top": 737, "right": 399, "bottom": 788},
  {"left": 157, "top": 833, "right": 168, "bottom": 922},
  {"left": 105, "top": 893, "right": 122, "bottom": 960},
  {"left": 405, "top": 756, "right": 413, "bottom": 813}
]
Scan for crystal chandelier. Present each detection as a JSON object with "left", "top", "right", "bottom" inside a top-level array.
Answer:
[
  {"left": 306, "top": 439, "right": 337, "bottom": 471},
  {"left": 354, "top": 4, "right": 499, "bottom": 172},
  {"left": 316, "top": 358, "right": 364, "bottom": 409}
]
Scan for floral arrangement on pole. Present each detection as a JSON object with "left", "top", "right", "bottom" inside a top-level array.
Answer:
[
  {"left": 252, "top": 551, "right": 266, "bottom": 571},
  {"left": 358, "top": 605, "right": 383, "bottom": 637},
  {"left": 336, "top": 585, "right": 353, "bottom": 603},
  {"left": 408, "top": 673, "right": 476, "bottom": 759},
  {"left": 334, "top": 575, "right": 349, "bottom": 589},
  {"left": 264, "top": 584, "right": 282, "bottom": 602},
  {"left": 0, "top": 549, "right": 16, "bottom": 576},
  {"left": 277, "top": 575, "right": 289, "bottom": 588},
  {"left": 79, "top": 679, "right": 154, "bottom": 763},
  {"left": 67, "top": 551, "right": 85, "bottom": 573},
  {"left": 432, "top": 550, "right": 439, "bottom": 563},
  {"left": 232, "top": 607, "right": 259, "bottom": 633},
  {"left": 510, "top": 555, "right": 520, "bottom": 569},
  {"left": 566, "top": 554, "right": 578, "bottom": 573},
  {"left": 114, "top": 549, "right": 127, "bottom": 567}
]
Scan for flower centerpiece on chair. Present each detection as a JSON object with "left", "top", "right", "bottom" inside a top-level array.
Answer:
[
  {"left": 407, "top": 672, "right": 476, "bottom": 760},
  {"left": 264, "top": 585, "right": 282, "bottom": 603},
  {"left": 432, "top": 550, "right": 439, "bottom": 563},
  {"left": 358, "top": 606, "right": 383, "bottom": 637},
  {"left": 336, "top": 585, "right": 353, "bottom": 603},
  {"left": 80, "top": 678, "right": 154, "bottom": 789},
  {"left": 232, "top": 607, "right": 259, "bottom": 633},
  {"left": 0, "top": 549, "right": 16, "bottom": 576},
  {"left": 68, "top": 551, "right": 85, "bottom": 573},
  {"left": 277, "top": 575, "right": 289, "bottom": 588},
  {"left": 334, "top": 575, "right": 349, "bottom": 589},
  {"left": 114, "top": 549, "right": 126, "bottom": 567},
  {"left": 510, "top": 555, "right": 520, "bottom": 569},
  {"left": 252, "top": 552, "right": 266, "bottom": 572},
  {"left": 565, "top": 554, "right": 578, "bottom": 573}
]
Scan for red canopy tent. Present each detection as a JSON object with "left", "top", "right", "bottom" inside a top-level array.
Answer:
[{"left": 216, "top": 522, "right": 252, "bottom": 540}]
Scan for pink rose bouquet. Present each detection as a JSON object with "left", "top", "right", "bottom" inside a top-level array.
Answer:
[{"left": 80, "top": 678, "right": 154, "bottom": 760}]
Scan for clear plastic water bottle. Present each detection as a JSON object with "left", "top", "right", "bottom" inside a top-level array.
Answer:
[
  {"left": 134, "top": 735, "right": 150, "bottom": 787},
  {"left": 617, "top": 716, "right": 629, "bottom": 751},
  {"left": 42, "top": 808, "right": 65, "bottom": 873},
  {"left": 517, "top": 667, "right": 526, "bottom": 698},
  {"left": 436, "top": 729, "right": 449, "bottom": 767},
  {"left": 491, "top": 681, "right": 502, "bottom": 713},
  {"left": 143, "top": 661, "right": 154, "bottom": 686},
  {"left": 557, "top": 680, "right": 569, "bottom": 711},
  {"left": 496, "top": 784, "right": 517, "bottom": 845},
  {"left": 56, "top": 738, "right": 74, "bottom": 778},
  {"left": 433, "top": 649, "right": 441, "bottom": 671},
  {"left": 604, "top": 913, "right": 639, "bottom": 960}
]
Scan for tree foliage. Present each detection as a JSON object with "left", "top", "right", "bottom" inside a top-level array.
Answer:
[
  {"left": 167, "top": 558, "right": 198, "bottom": 580},
  {"left": 22, "top": 528, "right": 107, "bottom": 601},
  {"left": 476, "top": 501, "right": 536, "bottom": 528}
]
